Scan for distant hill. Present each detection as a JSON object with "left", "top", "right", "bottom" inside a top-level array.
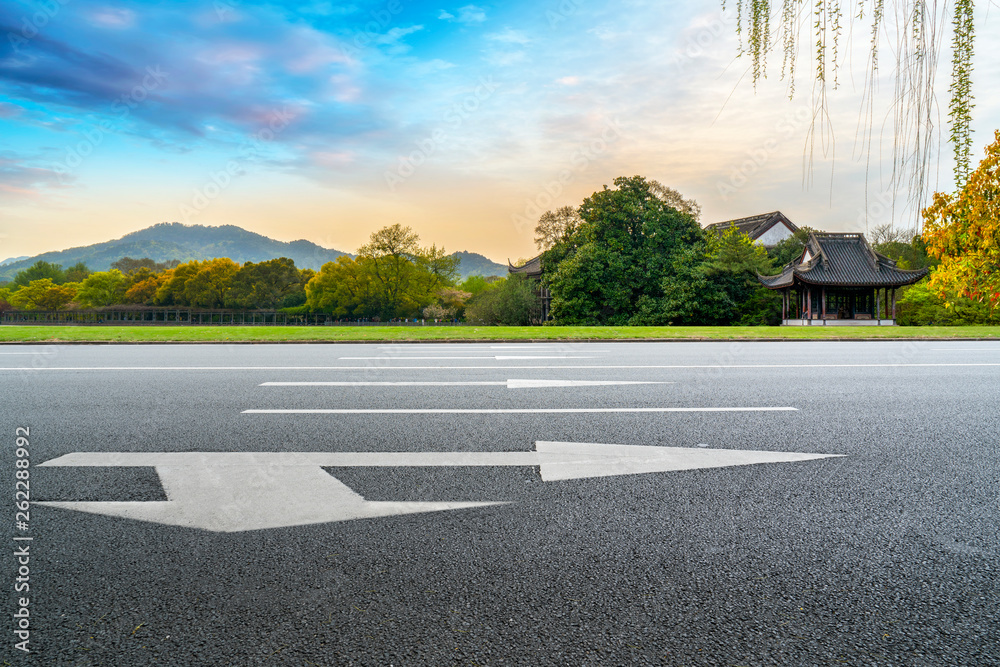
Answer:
[
  {"left": 0, "top": 223, "right": 509, "bottom": 282},
  {"left": 452, "top": 251, "right": 507, "bottom": 280},
  {"left": 0, "top": 223, "right": 349, "bottom": 281}
]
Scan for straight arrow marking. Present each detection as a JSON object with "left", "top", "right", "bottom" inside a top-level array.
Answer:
[{"left": 36, "top": 442, "right": 840, "bottom": 532}]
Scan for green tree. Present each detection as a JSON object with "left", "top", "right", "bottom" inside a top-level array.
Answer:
[
  {"left": 9, "top": 279, "right": 77, "bottom": 309},
  {"left": 64, "top": 262, "right": 91, "bottom": 283},
  {"left": 459, "top": 275, "right": 492, "bottom": 296},
  {"left": 766, "top": 226, "right": 816, "bottom": 268},
  {"left": 14, "top": 261, "right": 65, "bottom": 286},
  {"left": 111, "top": 257, "right": 180, "bottom": 275},
  {"left": 464, "top": 275, "right": 539, "bottom": 325},
  {"left": 228, "top": 258, "right": 307, "bottom": 309},
  {"left": 0, "top": 287, "right": 14, "bottom": 313},
  {"left": 534, "top": 206, "right": 582, "bottom": 251},
  {"left": 357, "top": 224, "right": 422, "bottom": 318},
  {"left": 184, "top": 258, "right": 240, "bottom": 308},
  {"left": 154, "top": 261, "right": 205, "bottom": 306},
  {"left": 75, "top": 270, "right": 128, "bottom": 307},
  {"left": 306, "top": 256, "right": 380, "bottom": 318},
  {"left": 544, "top": 176, "right": 704, "bottom": 324}
]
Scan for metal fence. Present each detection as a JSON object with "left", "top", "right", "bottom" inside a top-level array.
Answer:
[{"left": 0, "top": 308, "right": 467, "bottom": 326}]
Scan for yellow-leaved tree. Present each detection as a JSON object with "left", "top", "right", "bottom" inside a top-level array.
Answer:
[{"left": 922, "top": 130, "right": 1000, "bottom": 310}]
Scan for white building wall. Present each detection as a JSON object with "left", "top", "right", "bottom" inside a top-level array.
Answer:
[{"left": 755, "top": 222, "right": 795, "bottom": 246}]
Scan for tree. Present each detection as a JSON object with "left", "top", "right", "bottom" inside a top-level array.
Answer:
[
  {"left": 228, "top": 258, "right": 307, "bottom": 309},
  {"left": 921, "top": 129, "right": 1000, "bottom": 309},
  {"left": 305, "top": 256, "right": 379, "bottom": 318},
  {"left": 767, "top": 226, "right": 816, "bottom": 268},
  {"left": 64, "top": 262, "right": 91, "bottom": 283},
  {"left": 13, "top": 261, "right": 65, "bottom": 286},
  {"left": 0, "top": 287, "right": 14, "bottom": 313},
  {"left": 628, "top": 227, "right": 780, "bottom": 326},
  {"left": 704, "top": 226, "right": 781, "bottom": 325},
  {"left": 464, "top": 275, "right": 539, "bottom": 325},
  {"left": 534, "top": 206, "right": 582, "bottom": 251},
  {"left": 183, "top": 258, "right": 240, "bottom": 308},
  {"left": 124, "top": 276, "right": 163, "bottom": 304},
  {"left": 111, "top": 257, "right": 179, "bottom": 274},
  {"left": 544, "top": 176, "right": 704, "bottom": 324},
  {"left": 460, "top": 275, "right": 493, "bottom": 296},
  {"left": 869, "top": 224, "right": 935, "bottom": 270},
  {"left": 647, "top": 180, "right": 702, "bottom": 220},
  {"left": 75, "top": 270, "right": 128, "bottom": 307},
  {"left": 727, "top": 0, "right": 977, "bottom": 217},
  {"left": 9, "top": 279, "right": 77, "bottom": 310},
  {"left": 357, "top": 224, "right": 422, "bottom": 318},
  {"left": 154, "top": 261, "right": 205, "bottom": 306}
]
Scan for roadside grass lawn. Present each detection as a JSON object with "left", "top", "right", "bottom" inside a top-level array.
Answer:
[{"left": 0, "top": 324, "right": 997, "bottom": 342}]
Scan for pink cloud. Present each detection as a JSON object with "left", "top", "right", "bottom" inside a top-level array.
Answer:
[{"left": 311, "top": 150, "right": 355, "bottom": 167}]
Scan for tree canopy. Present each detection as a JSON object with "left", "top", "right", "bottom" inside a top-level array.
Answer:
[
  {"left": 543, "top": 176, "right": 705, "bottom": 324},
  {"left": 922, "top": 129, "right": 1000, "bottom": 309}
]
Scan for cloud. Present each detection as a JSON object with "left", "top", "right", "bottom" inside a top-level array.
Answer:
[
  {"left": 487, "top": 28, "right": 529, "bottom": 45},
  {"left": 0, "top": 6, "right": 382, "bottom": 150},
  {"left": 457, "top": 5, "right": 487, "bottom": 23},
  {"left": 374, "top": 25, "right": 425, "bottom": 54},
  {"left": 438, "top": 5, "right": 486, "bottom": 24},
  {"left": 87, "top": 7, "right": 137, "bottom": 29},
  {"left": 556, "top": 76, "right": 580, "bottom": 86},
  {"left": 0, "top": 154, "right": 73, "bottom": 198},
  {"left": 406, "top": 59, "right": 456, "bottom": 77}
]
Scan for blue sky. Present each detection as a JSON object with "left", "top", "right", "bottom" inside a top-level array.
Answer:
[{"left": 1, "top": 0, "right": 998, "bottom": 262}]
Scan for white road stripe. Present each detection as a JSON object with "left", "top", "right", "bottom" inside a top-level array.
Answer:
[
  {"left": 4, "top": 364, "right": 1000, "bottom": 371},
  {"left": 930, "top": 348, "right": 1000, "bottom": 351},
  {"left": 260, "top": 380, "right": 671, "bottom": 388},
  {"left": 338, "top": 356, "right": 595, "bottom": 360},
  {"left": 242, "top": 407, "right": 797, "bottom": 414}
]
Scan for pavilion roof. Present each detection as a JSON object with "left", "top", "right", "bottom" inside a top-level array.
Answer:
[
  {"left": 705, "top": 211, "right": 798, "bottom": 243},
  {"left": 758, "top": 232, "right": 928, "bottom": 288},
  {"left": 508, "top": 254, "right": 542, "bottom": 277}
]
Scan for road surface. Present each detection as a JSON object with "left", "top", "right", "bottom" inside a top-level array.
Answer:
[{"left": 1, "top": 340, "right": 998, "bottom": 665}]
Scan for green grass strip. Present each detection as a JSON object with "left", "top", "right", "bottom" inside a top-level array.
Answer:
[{"left": 0, "top": 324, "right": 997, "bottom": 343}]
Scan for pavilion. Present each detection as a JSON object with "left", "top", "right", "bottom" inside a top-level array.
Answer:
[{"left": 758, "top": 232, "right": 928, "bottom": 325}]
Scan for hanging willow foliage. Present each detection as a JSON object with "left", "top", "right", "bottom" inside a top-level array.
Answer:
[
  {"left": 948, "top": 0, "right": 975, "bottom": 184},
  {"left": 725, "top": 0, "right": 976, "bottom": 227}
]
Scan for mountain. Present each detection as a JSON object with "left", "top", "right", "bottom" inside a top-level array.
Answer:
[
  {"left": 0, "top": 223, "right": 509, "bottom": 283},
  {"left": 451, "top": 251, "right": 507, "bottom": 280},
  {"left": 0, "top": 223, "right": 349, "bottom": 281}
]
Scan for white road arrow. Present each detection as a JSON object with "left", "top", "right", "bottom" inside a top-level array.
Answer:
[{"left": 37, "top": 443, "right": 842, "bottom": 532}]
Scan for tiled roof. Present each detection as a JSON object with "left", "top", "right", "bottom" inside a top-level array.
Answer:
[
  {"left": 508, "top": 254, "right": 542, "bottom": 277},
  {"left": 705, "top": 211, "right": 798, "bottom": 242},
  {"left": 759, "top": 232, "right": 928, "bottom": 288}
]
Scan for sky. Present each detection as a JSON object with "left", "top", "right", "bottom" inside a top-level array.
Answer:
[{"left": 1, "top": 0, "right": 998, "bottom": 264}]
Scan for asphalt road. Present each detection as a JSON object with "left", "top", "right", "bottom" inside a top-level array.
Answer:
[{"left": 1, "top": 340, "right": 998, "bottom": 666}]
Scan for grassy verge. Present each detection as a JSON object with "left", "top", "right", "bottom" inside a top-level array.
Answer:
[{"left": 0, "top": 324, "right": 997, "bottom": 342}]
